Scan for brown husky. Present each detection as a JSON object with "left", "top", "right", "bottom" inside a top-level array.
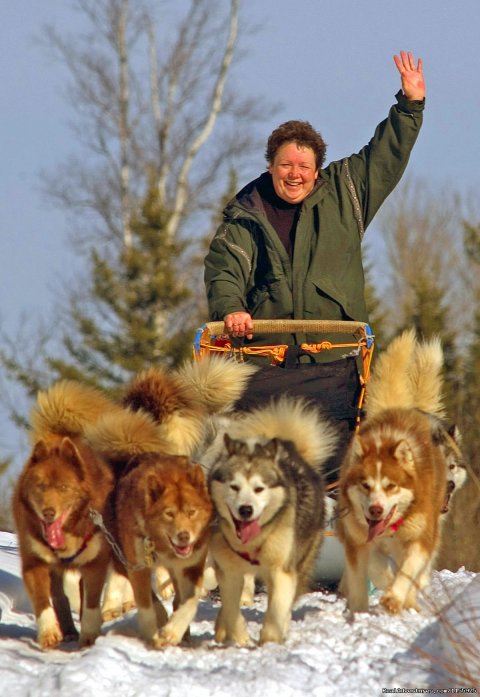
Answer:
[
  {"left": 12, "top": 380, "right": 120, "bottom": 648},
  {"left": 337, "top": 330, "right": 464, "bottom": 615},
  {"left": 86, "top": 408, "right": 213, "bottom": 648}
]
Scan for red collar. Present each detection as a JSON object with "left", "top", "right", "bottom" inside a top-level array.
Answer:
[
  {"left": 389, "top": 517, "right": 405, "bottom": 533},
  {"left": 224, "top": 534, "right": 261, "bottom": 565},
  {"left": 236, "top": 550, "right": 260, "bottom": 566}
]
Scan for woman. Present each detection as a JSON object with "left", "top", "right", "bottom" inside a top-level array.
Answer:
[{"left": 203, "top": 51, "right": 425, "bottom": 479}]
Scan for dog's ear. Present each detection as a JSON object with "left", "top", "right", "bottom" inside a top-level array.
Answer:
[
  {"left": 30, "top": 439, "right": 50, "bottom": 465},
  {"left": 253, "top": 438, "right": 280, "bottom": 460},
  {"left": 447, "top": 423, "right": 462, "bottom": 445},
  {"left": 188, "top": 463, "right": 208, "bottom": 490},
  {"left": 146, "top": 473, "right": 164, "bottom": 506},
  {"left": 224, "top": 433, "right": 249, "bottom": 457},
  {"left": 393, "top": 439, "right": 415, "bottom": 474},
  {"left": 352, "top": 434, "right": 366, "bottom": 458},
  {"left": 60, "top": 437, "right": 87, "bottom": 480},
  {"left": 223, "top": 433, "right": 235, "bottom": 455}
]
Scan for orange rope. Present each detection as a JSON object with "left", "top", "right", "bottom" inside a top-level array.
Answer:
[{"left": 197, "top": 337, "right": 370, "bottom": 367}]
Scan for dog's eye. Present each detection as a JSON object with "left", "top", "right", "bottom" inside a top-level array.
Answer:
[
  {"left": 361, "top": 482, "right": 371, "bottom": 492},
  {"left": 230, "top": 485, "right": 240, "bottom": 492},
  {"left": 187, "top": 509, "right": 197, "bottom": 518},
  {"left": 385, "top": 483, "right": 396, "bottom": 492},
  {"left": 163, "top": 509, "right": 175, "bottom": 520},
  {"left": 254, "top": 487, "right": 264, "bottom": 494}
]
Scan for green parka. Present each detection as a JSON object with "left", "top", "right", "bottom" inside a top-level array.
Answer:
[{"left": 204, "top": 92, "right": 424, "bottom": 357}]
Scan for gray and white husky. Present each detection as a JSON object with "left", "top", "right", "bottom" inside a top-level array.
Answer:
[{"left": 206, "top": 396, "right": 338, "bottom": 645}]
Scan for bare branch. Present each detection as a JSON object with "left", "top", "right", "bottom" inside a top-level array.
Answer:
[
  {"left": 116, "top": 0, "right": 132, "bottom": 247},
  {"left": 165, "top": 0, "right": 239, "bottom": 241}
]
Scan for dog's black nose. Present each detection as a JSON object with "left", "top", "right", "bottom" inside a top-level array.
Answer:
[
  {"left": 177, "top": 531, "right": 190, "bottom": 545},
  {"left": 238, "top": 505, "right": 253, "bottom": 520},
  {"left": 42, "top": 507, "right": 56, "bottom": 522},
  {"left": 368, "top": 505, "right": 383, "bottom": 520}
]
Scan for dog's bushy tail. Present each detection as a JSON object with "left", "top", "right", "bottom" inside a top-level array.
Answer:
[
  {"left": 366, "top": 329, "right": 445, "bottom": 418},
  {"left": 229, "top": 396, "right": 338, "bottom": 472},
  {"left": 85, "top": 409, "right": 173, "bottom": 458},
  {"left": 30, "top": 380, "right": 122, "bottom": 442},
  {"left": 176, "top": 355, "right": 258, "bottom": 414},
  {"left": 410, "top": 336, "right": 445, "bottom": 418},
  {"left": 365, "top": 329, "right": 416, "bottom": 416},
  {"left": 123, "top": 367, "right": 205, "bottom": 456}
]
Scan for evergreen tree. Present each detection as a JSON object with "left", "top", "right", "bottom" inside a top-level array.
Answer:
[
  {"left": 48, "top": 183, "right": 198, "bottom": 392},
  {"left": 437, "top": 220, "right": 480, "bottom": 572},
  {"left": 379, "top": 180, "right": 464, "bottom": 418}
]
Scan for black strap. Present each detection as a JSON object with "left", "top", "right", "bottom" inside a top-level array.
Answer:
[{"left": 282, "top": 345, "right": 316, "bottom": 368}]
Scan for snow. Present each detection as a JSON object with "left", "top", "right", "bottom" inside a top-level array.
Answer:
[{"left": 0, "top": 531, "right": 478, "bottom": 696}]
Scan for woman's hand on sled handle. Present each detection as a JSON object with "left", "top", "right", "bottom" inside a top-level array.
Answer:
[
  {"left": 224, "top": 312, "right": 254, "bottom": 340},
  {"left": 394, "top": 50, "right": 425, "bottom": 101}
]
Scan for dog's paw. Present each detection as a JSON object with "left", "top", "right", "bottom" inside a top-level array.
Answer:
[
  {"left": 79, "top": 630, "right": 100, "bottom": 648},
  {"left": 151, "top": 626, "right": 181, "bottom": 649},
  {"left": 102, "top": 606, "right": 122, "bottom": 622},
  {"left": 37, "top": 607, "right": 63, "bottom": 649},
  {"left": 38, "top": 626, "right": 63, "bottom": 650},
  {"left": 214, "top": 617, "right": 227, "bottom": 643},
  {"left": 380, "top": 592, "right": 403, "bottom": 615},
  {"left": 122, "top": 599, "right": 136, "bottom": 614},
  {"left": 102, "top": 598, "right": 136, "bottom": 622},
  {"left": 214, "top": 618, "right": 250, "bottom": 646},
  {"left": 259, "top": 624, "right": 284, "bottom": 645}
]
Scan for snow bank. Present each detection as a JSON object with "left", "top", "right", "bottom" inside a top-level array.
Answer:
[{"left": 0, "top": 531, "right": 477, "bottom": 696}]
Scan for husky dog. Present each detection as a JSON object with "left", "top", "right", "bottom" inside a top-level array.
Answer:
[
  {"left": 206, "top": 397, "right": 338, "bottom": 645},
  {"left": 337, "top": 330, "right": 465, "bottom": 615},
  {"left": 12, "top": 380, "right": 122, "bottom": 649},
  {"left": 86, "top": 406, "right": 213, "bottom": 648},
  {"left": 431, "top": 423, "right": 466, "bottom": 514}
]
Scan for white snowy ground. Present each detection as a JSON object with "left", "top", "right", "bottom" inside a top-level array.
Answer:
[{"left": 0, "top": 531, "right": 479, "bottom": 697}]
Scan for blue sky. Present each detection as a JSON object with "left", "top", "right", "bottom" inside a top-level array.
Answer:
[{"left": 1, "top": 0, "right": 480, "bottom": 467}]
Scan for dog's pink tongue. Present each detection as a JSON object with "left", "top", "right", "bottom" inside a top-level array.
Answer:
[
  {"left": 367, "top": 507, "right": 396, "bottom": 542},
  {"left": 45, "top": 519, "right": 66, "bottom": 549},
  {"left": 367, "top": 519, "right": 388, "bottom": 542},
  {"left": 237, "top": 520, "right": 261, "bottom": 544}
]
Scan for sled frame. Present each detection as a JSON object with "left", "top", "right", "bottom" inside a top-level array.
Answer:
[{"left": 193, "top": 319, "right": 375, "bottom": 432}]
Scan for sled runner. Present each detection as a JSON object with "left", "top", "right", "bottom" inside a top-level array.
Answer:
[{"left": 193, "top": 319, "right": 375, "bottom": 583}]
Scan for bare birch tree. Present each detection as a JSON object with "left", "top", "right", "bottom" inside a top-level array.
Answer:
[{"left": 0, "top": 0, "right": 273, "bottom": 397}]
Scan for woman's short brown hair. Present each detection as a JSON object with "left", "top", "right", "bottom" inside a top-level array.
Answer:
[{"left": 265, "top": 120, "right": 327, "bottom": 171}]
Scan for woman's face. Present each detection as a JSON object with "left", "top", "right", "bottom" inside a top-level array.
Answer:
[{"left": 268, "top": 142, "right": 318, "bottom": 204}]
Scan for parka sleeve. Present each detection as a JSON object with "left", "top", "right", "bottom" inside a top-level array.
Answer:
[
  {"left": 345, "top": 90, "right": 424, "bottom": 229},
  {"left": 204, "top": 219, "right": 255, "bottom": 321}
]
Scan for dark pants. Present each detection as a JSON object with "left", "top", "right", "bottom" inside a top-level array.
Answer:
[{"left": 234, "top": 357, "right": 361, "bottom": 486}]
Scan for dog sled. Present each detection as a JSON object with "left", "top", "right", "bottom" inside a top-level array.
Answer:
[{"left": 193, "top": 319, "right": 375, "bottom": 584}]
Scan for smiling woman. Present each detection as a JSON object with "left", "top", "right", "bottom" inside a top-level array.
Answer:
[
  {"left": 269, "top": 141, "right": 318, "bottom": 203},
  {"left": 266, "top": 119, "right": 325, "bottom": 204}
]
